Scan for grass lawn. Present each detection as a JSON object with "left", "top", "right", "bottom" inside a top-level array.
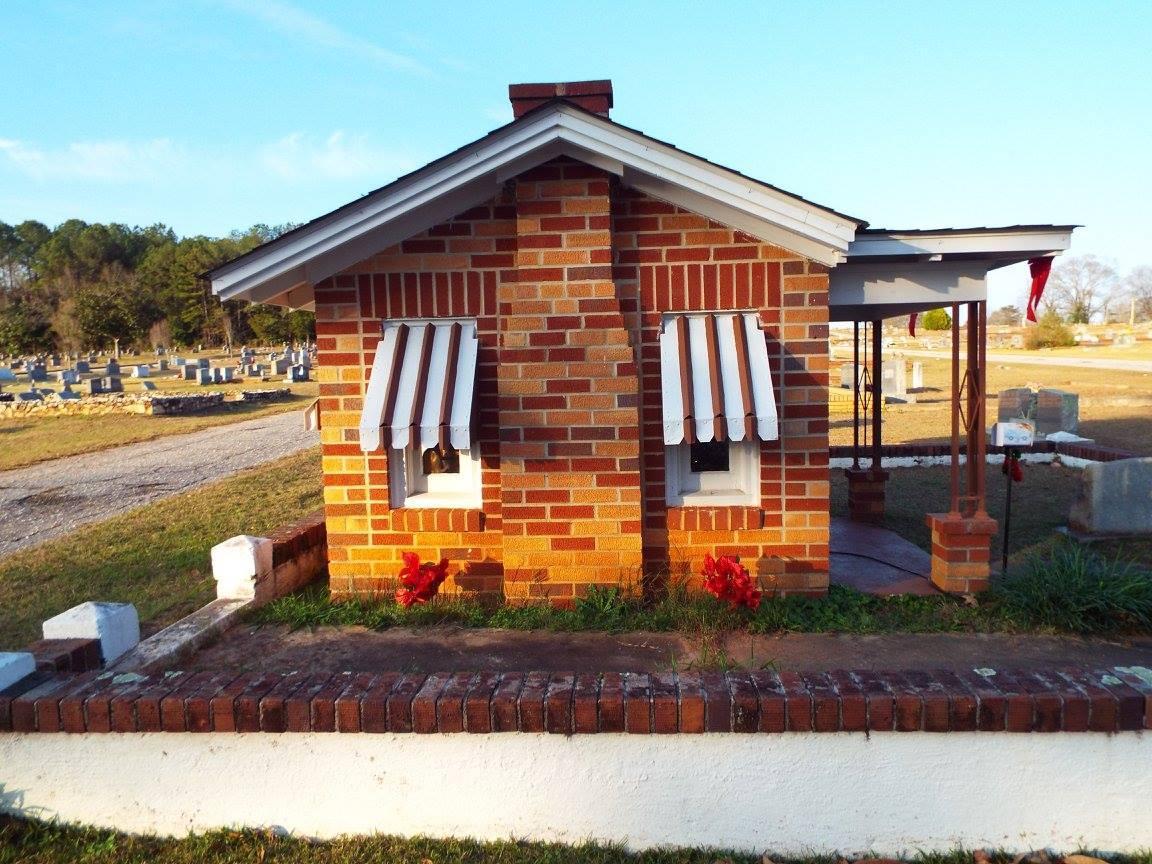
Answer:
[
  {"left": 2, "top": 818, "right": 1147, "bottom": 864},
  {"left": 0, "top": 449, "right": 322, "bottom": 651},
  {"left": 0, "top": 383, "right": 317, "bottom": 471},
  {"left": 828, "top": 356, "right": 1152, "bottom": 455}
]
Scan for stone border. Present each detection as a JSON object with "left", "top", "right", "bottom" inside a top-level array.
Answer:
[
  {"left": 3, "top": 666, "right": 1150, "bottom": 735},
  {"left": 110, "top": 510, "right": 327, "bottom": 674}
]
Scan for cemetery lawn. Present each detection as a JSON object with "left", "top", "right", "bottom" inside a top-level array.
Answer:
[
  {"left": 0, "top": 448, "right": 321, "bottom": 651},
  {"left": 5, "top": 818, "right": 1151, "bottom": 864},
  {"left": 0, "top": 383, "right": 317, "bottom": 471},
  {"left": 828, "top": 358, "right": 1152, "bottom": 455}
]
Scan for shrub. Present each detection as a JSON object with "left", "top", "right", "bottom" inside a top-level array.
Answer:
[
  {"left": 921, "top": 308, "right": 952, "bottom": 331},
  {"left": 994, "top": 541, "right": 1152, "bottom": 634},
  {"left": 1023, "top": 309, "right": 1076, "bottom": 349}
]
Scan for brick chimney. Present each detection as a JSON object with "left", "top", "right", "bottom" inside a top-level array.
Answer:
[{"left": 508, "top": 80, "right": 613, "bottom": 119}]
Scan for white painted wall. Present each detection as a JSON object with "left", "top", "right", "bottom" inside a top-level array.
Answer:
[{"left": 1, "top": 732, "right": 1149, "bottom": 854}]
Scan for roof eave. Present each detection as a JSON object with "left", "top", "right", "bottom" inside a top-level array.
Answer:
[{"left": 210, "top": 103, "right": 860, "bottom": 304}]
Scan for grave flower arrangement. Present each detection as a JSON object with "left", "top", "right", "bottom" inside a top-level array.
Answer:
[
  {"left": 701, "top": 553, "right": 762, "bottom": 610},
  {"left": 395, "top": 552, "right": 450, "bottom": 608}
]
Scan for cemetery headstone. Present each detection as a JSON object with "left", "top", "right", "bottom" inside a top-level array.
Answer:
[
  {"left": 880, "top": 359, "right": 907, "bottom": 399},
  {"left": 28, "top": 363, "right": 47, "bottom": 382},
  {"left": 106, "top": 359, "right": 120, "bottom": 376},
  {"left": 197, "top": 358, "right": 210, "bottom": 369},
  {"left": 56, "top": 370, "right": 78, "bottom": 385},
  {"left": 271, "top": 357, "right": 291, "bottom": 376},
  {"left": 102, "top": 376, "right": 124, "bottom": 393},
  {"left": 131, "top": 365, "right": 150, "bottom": 378},
  {"left": 141, "top": 381, "right": 157, "bottom": 391},
  {"left": 1069, "top": 457, "right": 1152, "bottom": 536},
  {"left": 182, "top": 365, "right": 199, "bottom": 381},
  {"left": 74, "top": 360, "right": 90, "bottom": 373},
  {"left": 910, "top": 362, "right": 924, "bottom": 390},
  {"left": 1034, "top": 389, "right": 1079, "bottom": 436},
  {"left": 197, "top": 367, "right": 213, "bottom": 385},
  {"left": 290, "top": 364, "right": 310, "bottom": 382},
  {"left": 86, "top": 379, "right": 104, "bottom": 395},
  {"left": 997, "top": 388, "right": 1034, "bottom": 423}
]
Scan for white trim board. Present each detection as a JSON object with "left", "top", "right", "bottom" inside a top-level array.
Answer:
[{"left": 210, "top": 104, "right": 862, "bottom": 305}]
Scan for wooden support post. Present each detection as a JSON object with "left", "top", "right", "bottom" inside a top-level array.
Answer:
[
  {"left": 852, "top": 320, "right": 860, "bottom": 469},
  {"left": 871, "top": 318, "right": 882, "bottom": 469}
]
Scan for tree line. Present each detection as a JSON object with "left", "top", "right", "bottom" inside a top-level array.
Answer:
[{"left": 0, "top": 220, "right": 314, "bottom": 355}]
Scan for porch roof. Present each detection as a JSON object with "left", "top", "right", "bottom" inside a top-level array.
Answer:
[{"left": 828, "top": 224, "right": 1076, "bottom": 321}]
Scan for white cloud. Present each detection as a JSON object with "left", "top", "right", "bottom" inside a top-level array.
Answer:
[
  {"left": 0, "top": 137, "right": 183, "bottom": 182},
  {"left": 261, "top": 131, "right": 418, "bottom": 182},
  {"left": 219, "top": 0, "right": 426, "bottom": 73}
]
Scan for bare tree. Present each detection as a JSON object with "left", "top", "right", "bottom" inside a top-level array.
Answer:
[
  {"left": 1041, "top": 255, "right": 1120, "bottom": 324},
  {"left": 1123, "top": 265, "right": 1152, "bottom": 323}
]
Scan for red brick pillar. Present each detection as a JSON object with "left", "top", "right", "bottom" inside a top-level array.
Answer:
[
  {"left": 925, "top": 512, "right": 997, "bottom": 593},
  {"left": 844, "top": 467, "right": 889, "bottom": 524},
  {"left": 498, "top": 159, "right": 642, "bottom": 603}
]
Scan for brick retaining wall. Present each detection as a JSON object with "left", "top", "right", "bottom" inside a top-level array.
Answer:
[{"left": 3, "top": 666, "right": 1149, "bottom": 735}]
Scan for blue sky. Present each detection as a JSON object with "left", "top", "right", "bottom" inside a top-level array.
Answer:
[{"left": 2, "top": 0, "right": 1150, "bottom": 308}]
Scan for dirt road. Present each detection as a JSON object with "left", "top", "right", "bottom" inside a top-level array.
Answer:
[{"left": 0, "top": 410, "right": 317, "bottom": 557}]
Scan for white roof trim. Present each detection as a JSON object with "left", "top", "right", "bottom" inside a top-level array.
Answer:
[
  {"left": 212, "top": 104, "right": 859, "bottom": 304},
  {"left": 848, "top": 227, "right": 1074, "bottom": 261}
]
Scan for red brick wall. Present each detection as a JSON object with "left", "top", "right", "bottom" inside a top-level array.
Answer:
[
  {"left": 499, "top": 161, "right": 643, "bottom": 601},
  {"left": 314, "top": 193, "right": 514, "bottom": 598},
  {"left": 314, "top": 157, "right": 830, "bottom": 601},
  {"left": 611, "top": 188, "right": 830, "bottom": 596}
]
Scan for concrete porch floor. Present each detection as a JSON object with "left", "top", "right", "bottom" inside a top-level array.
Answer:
[{"left": 829, "top": 516, "right": 938, "bottom": 596}]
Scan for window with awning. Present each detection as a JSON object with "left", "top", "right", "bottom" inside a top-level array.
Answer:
[
  {"left": 359, "top": 319, "right": 479, "bottom": 454},
  {"left": 659, "top": 312, "right": 778, "bottom": 446}
]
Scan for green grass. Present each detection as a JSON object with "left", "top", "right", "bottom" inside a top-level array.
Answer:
[
  {"left": 0, "top": 384, "right": 317, "bottom": 471},
  {"left": 254, "top": 547, "right": 1151, "bottom": 639},
  {"left": 3, "top": 817, "right": 1149, "bottom": 864},
  {"left": 0, "top": 449, "right": 322, "bottom": 650}
]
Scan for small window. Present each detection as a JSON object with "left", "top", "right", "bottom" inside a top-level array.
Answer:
[
  {"left": 690, "top": 440, "right": 730, "bottom": 473},
  {"left": 391, "top": 441, "right": 481, "bottom": 508},
  {"left": 666, "top": 438, "right": 759, "bottom": 507}
]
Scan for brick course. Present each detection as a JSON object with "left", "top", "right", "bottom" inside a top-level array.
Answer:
[{"left": 4, "top": 666, "right": 1149, "bottom": 735}]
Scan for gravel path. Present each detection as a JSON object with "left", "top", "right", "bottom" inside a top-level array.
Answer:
[{"left": 0, "top": 410, "right": 318, "bottom": 558}]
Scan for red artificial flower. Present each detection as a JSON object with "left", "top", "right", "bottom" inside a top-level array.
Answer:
[
  {"left": 395, "top": 552, "right": 450, "bottom": 608},
  {"left": 701, "top": 553, "right": 762, "bottom": 610}
]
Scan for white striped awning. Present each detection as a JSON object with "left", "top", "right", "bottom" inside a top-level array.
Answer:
[
  {"left": 359, "top": 319, "right": 478, "bottom": 453},
  {"left": 659, "top": 312, "right": 778, "bottom": 445}
]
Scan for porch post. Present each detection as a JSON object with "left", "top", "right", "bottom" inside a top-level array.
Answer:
[
  {"left": 845, "top": 318, "right": 888, "bottom": 524},
  {"left": 927, "top": 301, "right": 996, "bottom": 593}
]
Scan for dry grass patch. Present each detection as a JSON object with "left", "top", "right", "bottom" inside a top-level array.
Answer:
[{"left": 829, "top": 357, "right": 1152, "bottom": 454}]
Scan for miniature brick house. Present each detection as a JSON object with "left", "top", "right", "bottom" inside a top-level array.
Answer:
[{"left": 210, "top": 80, "right": 1073, "bottom": 600}]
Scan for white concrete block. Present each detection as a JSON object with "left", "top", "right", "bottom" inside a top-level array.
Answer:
[
  {"left": 212, "top": 535, "right": 273, "bottom": 600},
  {"left": 0, "top": 652, "right": 36, "bottom": 691},
  {"left": 42, "top": 602, "right": 140, "bottom": 664}
]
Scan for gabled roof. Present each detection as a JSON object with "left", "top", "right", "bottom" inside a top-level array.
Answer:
[{"left": 208, "top": 100, "right": 865, "bottom": 308}]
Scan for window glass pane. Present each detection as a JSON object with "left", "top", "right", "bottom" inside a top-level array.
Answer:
[
  {"left": 422, "top": 444, "right": 461, "bottom": 475},
  {"left": 689, "top": 440, "right": 729, "bottom": 473}
]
